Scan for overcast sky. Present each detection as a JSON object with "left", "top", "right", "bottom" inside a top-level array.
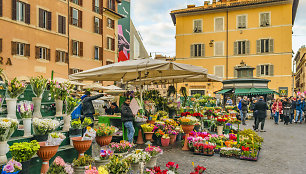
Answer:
[{"left": 130, "top": 0, "right": 306, "bottom": 58}]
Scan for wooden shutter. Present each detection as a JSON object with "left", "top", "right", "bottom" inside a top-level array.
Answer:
[
  {"left": 25, "top": 3, "right": 30, "bottom": 24},
  {"left": 269, "top": 64, "right": 274, "bottom": 76},
  {"left": 201, "top": 44, "right": 205, "bottom": 57},
  {"left": 62, "top": 16, "right": 66, "bottom": 34},
  {"left": 0, "top": 0, "right": 2, "bottom": 17},
  {"left": 269, "top": 39, "right": 274, "bottom": 53},
  {"left": 11, "top": 41, "right": 16, "bottom": 55},
  {"left": 78, "top": 10, "right": 82, "bottom": 28},
  {"left": 112, "top": 19, "right": 115, "bottom": 29},
  {"left": 65, "top": 52, "right": 69, "bottom": 63},
  {"left": 39, "top": 9, "right": 43, "bottom": 28},
  {"left": 260, "top": 13, "right": 265, "bottom": 26},
  {"left": 99, "top": 0, "right": 103, "bottom": 14},
  {"left": 99, "top": 18, "right": 103, "bottom": 34},
  {"left": 47, "top": 48, "right": 50, "bottom": 60},
  {"left": 55, "top": 50, "right": 59, "bottom": 62},
  {"left": 69, "top": 68, "right": 73, "bottom": 75},
  {"left": 256, "top": 65, "right": 260, "bottom": 77},
  {"left": 35, "top": 46, "right": 40, "bottom": 59},
  {"left": 79, "top": 0, "right": 83, "bottom": 6},
  {"left": 25, "top": 44, "right": 30, "bottom": 57},
  {"left": 242, "top": 16, "right": 246, "bottom": 28},
  {"left": 190, "top": 45, "right": 194, "bottom": 57},
  {"left": 99, "top": 47, "right": 103, "bottom": 61},
  {"left": 111, "top": 38, "right": 115, "bottom": 51},
  {"left": 256, "top": 40, "right": 260, "bottom": 53},
  {"left": 107, "top": 38, "right": 110, "bottom": 49},
  {"left": 112, "top": 0, "right": 115, "bottom": 11},
  {"left": 92, "top": 0, "right": 95, "bottom": 11},
  {"left": 47, "top": 11, "right": 52, "bottom": 30},
  {"left": 12, "top": 0, "right": 17, "bottom": 20},
  {"left": 58, "top": 16, "right": 62, "bottom": 33},
  {"left": 266, "top": 13, "right": 270, "bottom": 26},
  {"left": 246, "top": 40, "right": 250, "bottom": 54},
  {"left": 0, "top": 39, "right": 2, "bottom": 53},
  {"left": 233, "top": 41, "right": 237, "bottom": 55},
  {"left": 69, "top": 7, "right": 73, "bottom": 24},
  {"left": 79, "top": 42, "right": 83, "bottom": 56},
  {"left": 71, "top": 40, "right": 74, "bottom": 55},
  {"left": 93, "top": 17, "right": 96, "bottom": 32}
]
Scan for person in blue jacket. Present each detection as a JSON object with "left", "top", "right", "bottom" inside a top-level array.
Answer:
[
  {"left": 295, "top": 96, "right": 304, "bottom": 124},
  {"left": 71, "top": 95, "right": 84, "bottom": 120}
]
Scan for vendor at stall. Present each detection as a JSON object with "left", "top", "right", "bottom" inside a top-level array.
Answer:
[
  {"left": 105, "top": 102, "right": 120, "bottom": 115},
  {"left": 81, "top": 91, "right": 104, "bottom": 127},
  {"left": 121, "top": 98, "right": 135, "bottom": 144}
]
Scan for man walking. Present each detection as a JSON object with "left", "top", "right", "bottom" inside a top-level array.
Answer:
[
  {"left": 295, "top": 97, "right": 303, "bottom": 124},
  {"left": 81, "top": 91, "right": 104, "bottom": 127},
  {"left": 121, "top": 98, "right": 135, "bottom": 144},
  {"left": 241, "top": 96, "right": 248, "bottom": 125},
  {"left": 254, "top": 96, "right": 268, "bottom": 132}
]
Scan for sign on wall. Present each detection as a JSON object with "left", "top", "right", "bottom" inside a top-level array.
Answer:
[
  {"left": 118, "top": 0, "right": 130, "bottom": 62},
  {"left": 279, "top": 87, "right": 288, "bottom": 97}
]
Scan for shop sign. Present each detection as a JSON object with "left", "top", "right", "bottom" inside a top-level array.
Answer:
[
  {"left": 0, "top": 57, "right": 12, "bottom": 66},
  {"left": 279, "top": 87, "right": 288, "bottom": 97}
]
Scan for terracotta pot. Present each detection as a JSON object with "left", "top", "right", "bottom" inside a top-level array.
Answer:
[
  {"left": 37, "top": 142, "right": 59, "bottom": 174},
  {"left": 96, "top": 136, "right": 112, "bottom": 147},
  {"left": 181, "top": 125, "right": 194, "bottom": 151},
  {"left": 169, "top": 134, "right": 176, "bottom": 145},
  {"left": 147, "top": 120, "right": 155, "bottom": 124},
  {"left": 144, "top": 132, "right": 154, "bottom": 142},
  {"left": 208, "top": 151, "right": 214, "bottom": 155},
  {"left": 71, "top": 137, "right": 92, "bottom": 158},
  {"left": 136, "top": 129, "right": 144, "bottom": 144},
  {"left": 161, "top": 138, "right": 170, "bottom": 147}
]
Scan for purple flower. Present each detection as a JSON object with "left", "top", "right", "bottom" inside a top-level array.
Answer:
[{"left": 3, "top": 164, "right": 15, "bottom": 173}]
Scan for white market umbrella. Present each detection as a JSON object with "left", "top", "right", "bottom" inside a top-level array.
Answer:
[
  {"left": 105, "top": 85, "right": 123, "bottom": 90},
  {"left": 49, "top": 77, "right": 85, "bottom": 86},
  {"left": 83, "top": 83, "right": 109, "bottom": 90}
]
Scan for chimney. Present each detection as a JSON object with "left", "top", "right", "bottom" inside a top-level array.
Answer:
[{"left": 187, "top": 4, "right": 196, "bottom": 8}]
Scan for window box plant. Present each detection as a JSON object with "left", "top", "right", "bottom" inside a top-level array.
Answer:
[
  {"left": 30, "top": 76, "right": 48, "bottom": 118},
  {"left": 95, "top": 123, "right": 116, "bottom": 147}
]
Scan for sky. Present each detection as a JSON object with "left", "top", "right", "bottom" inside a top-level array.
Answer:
[{"left": 130, "top": 0, "right": 306, "bottom": 58}]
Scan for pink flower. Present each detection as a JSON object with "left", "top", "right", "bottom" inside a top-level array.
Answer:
[
  {"left": 3, "top": 164, "right": 14, "bottom": 173},
  {"left": 54, "top": 156, "right": 65, "bottom": 166}
]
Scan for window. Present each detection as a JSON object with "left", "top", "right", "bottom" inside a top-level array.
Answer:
[
  {"left": 58, "top": 15, "right": 66, "bottom": 34},
  {"left": 190, "top": 44, "right": 205, "bottom": 57},
  {"left": 11, "top": 41, "right": 30, "bottom": 57},
  {"left": 260, "top": 12, "right": 270, "bottom": 27},
  {"left": 214, "top": 17, "right": 223, "bottom": 32},
  {"left": 93, "top": 0, "right": 100, "bottom": 13},
  {"left": 107, "top": 18, "right": 114, "bottom": 29},
  {"left": 237, "top": 15, "right": 247, "bottom": 29},
  {"left": 35, "top": 46, "right": 50, "bottom": 60},
  {"left": 214, "top": 41, "right": 224, "bottom": 56},
  {"left": 72, "top": 40, "right": 83, "bottom": 56},
  {"left": 108, "top": 0, "right": 115, "bottom": 11},
  {"left": 257, "top": 64, "right": 274, "bottom": 77},
  {"left": 0, "top": 0, "right": 3, "bottom": 17},
  {"left": 193, "top": 19, "right": 202, "bottom": 33},
  {"left": 72, "top": 8, "right": 78, "bottom": 26},
  {"left": 94, "top": 46, "right": 102, "bottom": 61},
  {"left": 69, "top": 68, "right": 83, "bottom": 74},
  {"left": 39, "top": 8, "right": 51, "bottom": 30},
  {"left": 214, "top": 65, "right": 224, "bottom": 78},
  {"left": 234, "top": 40, "right": 250, "bottom": 55},
  {"left": 12, "top": 0, "right": 30, "bottom": 24},
  {"left": 16, "top": 42, "right": 25, "bottom": 56},
  {"left": 56, "top": 50, "right": 68, "bottom": 63},
  {"left": 190, "top": 90, "right": 205, "bottom": 96},
  {"left": 256, "top": 39, "right": 274, "bottom": 53},
  {"left": 94, "top": 17, "right": 102, "bottom": 34},
  {"left": 73, "top": 69, "right": 79, "bottom": 74},
  {"left": 72, "top": 0, "right": 82, "bottom": 6},
  {"left": 107, "top": 37, "right": 115, "bottom": 51},
  {"left": 16, "top": 1, "right": 25, "bottom": 22}
]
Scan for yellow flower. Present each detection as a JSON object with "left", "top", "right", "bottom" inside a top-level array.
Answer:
[{"left": 192, "top": 162, "right": 194, "bottom": 167}]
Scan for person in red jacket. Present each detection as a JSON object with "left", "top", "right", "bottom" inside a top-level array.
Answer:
[{"left": 272, "top": 98, "right": 283, "bottom": 125}]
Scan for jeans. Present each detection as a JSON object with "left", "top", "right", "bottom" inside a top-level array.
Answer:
[
  {"left": 241, "top": 111, "right": 247, "bottom": 124},
  {"left": 274, "top": 112, "right": 279, "bottom": 123},
  {"left": 295, "top": 110, "right": 303, "bottom": 123},
  {"left": 124, "top": 121, "right": 135, "bottom": 143},
  {"left": 290, "top": 113, "right": 294, "bottom": 123},
  {"left": 255, "top": 117, "right": 266, "bottom": 130}
]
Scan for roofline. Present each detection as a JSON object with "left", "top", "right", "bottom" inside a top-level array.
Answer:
[
  {"left": 103, "top": 8, "right": 125, "bottom": 19},
  {"left": 292, "top": 0, "right": 299, "bottom": 25},
  {"left": 170, "top": 0, "right": 292, "bottom": 25}
]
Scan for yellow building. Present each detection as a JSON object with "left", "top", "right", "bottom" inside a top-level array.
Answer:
[
  {"left": 294, "top": 46, "right": 306, "bottom": 93},
  {"left": 170, "top": 0, "right": 299, "bottom": 97}
]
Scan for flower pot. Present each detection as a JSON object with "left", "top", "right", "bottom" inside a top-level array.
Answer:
[
  {"left": 0, "top": 141, "right": 8, "bottom": 164},
  {"left": 73, "top": 166, "right": 86, "bottom": 174},
  {"left": 37, "top": 142, "right": 59, "bottom": 174},
  {"left": 95, "top": 157, "right": 110, "bottom": 167},
  {"left": 32, "top": 134, "right": 48, "bottom": 142},
  {"left": 22, "top": 118, "right": 32, "bottom": 137},
  {"left": 130, "top": 163, "right": 140, "bottom": 173},
  {"left": 136, "top": 129, "right": 144, "bottom": 145},
  {"left": 147, "top": 120, "right": 155, "bottom": 124},
  {"left": 161, "top": 138, "right": 170, "bottom": 147},
  {"left": 144, "top": 132, "right": 154, "bottom": 142},
  {"left": 55, "top": 99, "right": 63, "bottom": 116},
  {"left": 62, "top": 115, "right": 71, "bottom": 131},
  {"left": 223, "top": 129, "right": 230, "bottom": 135},
  {"left": 217, "top": 126, "right": 223, "bottom": 135},
  {"left": 208, "top": 151, "right": 214, "bottom": 155},
  {"left": 169, "top": 134, "right": 176, "bottom": 145},
  {"left": 155, "top": 137, "right": 162, "bottom": 146},
  {"left": 194, "top": 149, "right": 202, "bottom": 154},
  {"left": 6, "top": 98, "right": 17, "bottom": 119},
  {"left": 146, "top": 156, "right": 157, "bottom": 168},
  {"left": 69, "top": 128, "right": 82, "bottom": 136},
  {"left": 20, "top": 160, "right": 31, "bottom": 174},
  {"left": 181, "top": 125, "right": 194, "bottom": 151},
  {"left": 32, "top": 97, "right": 42, "bottom": 118},
  {"left": 95, "top": 136, "right": 112, "bottom": 147},
  {"left": 71, "top": 137, "right": 92, "bottom": 158}
]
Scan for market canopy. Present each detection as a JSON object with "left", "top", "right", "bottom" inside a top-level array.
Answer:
[
  {"left": 234, "top": 88, "right": 278, "bottom": 96},
  {"left": 83, "top": 83, "right": 109, "bottom": 90},
  {"left": 49, "top": 77, "right": 85, "bottom": 86},
  {"left": 216, "top": 88, "right": 232, "bottom": 94},
  {"left": 69, "top": 58, "right": 212, "bottom": 83}
]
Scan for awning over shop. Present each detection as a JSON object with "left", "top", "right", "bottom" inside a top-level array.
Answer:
[
  {"left": 216, "top": 88, "right": 232, "bottom": 94},
  {"left": 234, "top": 88, "right": 278, "bottom": 96}
]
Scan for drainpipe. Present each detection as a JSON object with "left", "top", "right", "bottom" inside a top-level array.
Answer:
[
  {"left": 226, "top": 9, "right": 229, "bottom": 80},
  {"left": 67, "top": 0, "right": 70, "bottom": 78}
]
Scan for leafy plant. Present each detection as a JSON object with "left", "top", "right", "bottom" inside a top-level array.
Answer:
[
  {"left": 96, "top": 123, "right": 116, "bottom": 136},
  {"left": 82, "top": 117, "right": 93, "bottom": 128},
  {"left": 66, "top": 96, "right": 81, "bottom": 114},
  {"left": 30, "top": 76, "right": 48, "bottom": 98},
  {"left": 5, "top": 78, "right": 26, "bottom": 98},
  {"left": 72, "top": 155, "right": 94, "bottom": 167},
  {"left": 106, "top": 155, "right": 129, "bottom": 174},
  {"left": 49, "top": 81, "right": 74, "bottom": 101},
  {"left": 71, "top": 119, "right": 82, "bottom": 129},
  {"left": 9, "top": 140, "right": 40, "bottom": 162}
]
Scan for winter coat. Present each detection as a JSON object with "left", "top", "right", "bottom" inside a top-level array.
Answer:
[
  {"left": 291, "top": 100, "right": 296, "bottom": 110},
  {"left": 238, "top": 101, "right": 242, "bottom": 110},
  {"left": 282, "top": 101, "right": 292, "bottom": 117},
  {"left": 241, "top": 100, "right": 249, "bottom": 111},
  {"left": 296, "top": 99, "right": 303, "bottom": 110},
  {"left": 272, "top": 101, "right": 283, "bottom": 114},
  {"left": 254, "top": 99, "right": 268, "bottom": 118},
  {"left": 121, "top": 103, "right": 134, "bottom": 122},
  {"left": 81, "top": 94, "right": 104, "bottom": 115}
]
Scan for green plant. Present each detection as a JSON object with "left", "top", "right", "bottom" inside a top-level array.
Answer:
[
  {"left": 180, "top": 87, "right": 187, "bottom": 107},
  {"left": 9, "top": 140, "right": 40, "bottom": 162},
  {"left": 71, "top": 119, "right": 82, "bottom": 129},
  {"left": 5, "top": 78, "right": 26, "bottom": 98},
  {"left": 49, "top": 81, "right": 74, "bottom": 101},
  {"left": 30, "top": 76, "right": 48, "bottom": 97},
  {"left": 72, "top": 154, "right": 94, "bottom": 167},
  {"left": 141, "top": 123, "right": 154, "bottom": 132},
  {"left": 96, "top": 123, "right": 116, "bottom": 136},
  {"left": 66, "top": 96, "right": 81, "bottom": 114},
  {"left": 106, "top": 155, "right": 129, "bottom": 174},
  {"left": 82, "top": 117, "right": 93, "bottom": 128}
]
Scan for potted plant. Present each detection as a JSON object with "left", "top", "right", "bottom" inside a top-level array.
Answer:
[
  {"left": 216, "top": 118, "right": 226, "bottom": 135},
  {"left": 154, "top": 129, "right": 164, "bottom": 146},
  {"left": 70, "top": 119, "right": 82, "bottom": 136},
  {"left": 30, "top": 76, "right": 48, "bottom": 118},
  {"left": 17, "top": 101, "right": 33, "bottom": 137},
  {"left": 37, "top": 141, "right": 59, "bottom": 174},
  {"left": 84, "top": 166, "right": 99, "bottom": 174},
  {"left": 62, "top": 97, "right": 81, "bottom": 131},
  {"left": 105, "top": 155, "right": 129, "bottom": 174},
  {"left": 190, "top": 165, "right": 206, "bottom": 174},
  {"left": 0, "top": 118, "right": 18, "bottom": 164},
  {"left": 168, "top": 130, "right": 178, "bottom": 145},
  {"left": 95, "top": 149, "right": 113, "bottom": 167},
  {"left": 161, "top": 134, "right": 170, "bottom": 147},
  {"left": 141, "top": 123, "right": 155, "bottom": 142},
  {"left": 9, "top": 140, "right": 40, "bottom": 174},
  {"left": 177, "top": 116, "right": 198, "bottom": 150},
  {"left": 1, "top": 159, "right": 22, "bottom": 174},
  {"left": 125, "top": 150, "right": 151, "bottom": 173},
  {"left": 203, "top": 143, "right": 216, "bottom": 156},
  {"left": 95, "top": 123, "right": 116, "bottom": 147},
  {"left": 72, "top": 155, "right": 94, "bottom": 174},
  {"left": 47, "top": 156, "right": 73, "bottom": 174},
  {"left": 32, "top": 118, "right": 60, "bottom": 142},
  {"left": 224, "top": 123, "right": 231, "bottom": 135},
  {"left": 5, "top": 78, "right": 26, "bottom": 119},
  {"left": 145, "top": 146, "right": 163, "bottom": 168},
  {"left": 49, "top": 81, "right": 74, "bottom": 116},
  {"left": 193, "top": 142, "right": 203, "bottom": 154},
  {"left": 82, "top": 117, "right": 93, "bottom": 134},
  {"left": 71, "top": 127, "right": 95, "bottom": 158},
  {"left": 109, "top": 141, "right": 133, "bottom": 156},
  {"left": 165, "top": 161, "right": 179, "bottom": 174}
]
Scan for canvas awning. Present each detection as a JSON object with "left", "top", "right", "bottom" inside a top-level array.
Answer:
[
  {"left": 216, "top": 88, "right": 232, "bottom": 94},
  {"left": 234, "top": 88, "right": 278, "bottom": 96}
]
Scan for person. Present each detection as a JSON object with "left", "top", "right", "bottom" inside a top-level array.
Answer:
[
  {"left": 272, "top": 99, "right": 282, "bottom": 125},
  {"left": 280, "top": 98, "right": 285, "bottom": 122},
  {"left": 290, "top": 96, "right": 296, "bottom": 124},
  {"left": 295, "top": 97, "right": 303, "bottom": 124},
  {"left": 226, "top": 97, "right": 233, "bottom": 106},
  {"left": 302, "top": 98, "right": 306, "bottom": 123},
  {"left": 250, "top": 99, "right": 257, "bottom": 130},
  {"left": 269, "top": 99, "right": 275, "bottom": 119},
  {"left": 241, "top": 96, "right": 248, "bottom": 125},
  {"left": 105, "top": 102, "right": 120, "bottom": 115},
  {"left": 237, "top": 97, "right": 242, "bottom": 120},
  {"left": 254, "top": 96, "right": 268, "bottom": 132},
  {"left": 121, "top": 98, "right": 135, "bottom": 144},
  {"left": 282, "top": 98, "right": 291, "bottom": 125},
  {"left": 81, "top": 91, "right": 104, "bottom": 127}
]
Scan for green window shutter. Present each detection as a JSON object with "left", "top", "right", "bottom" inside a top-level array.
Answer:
[
  {"left": 246, "top": 40, "right": 250, "bottom": 54},
  {"left": 269, "top": 39, "right": 274, "bottom": 53},
  {"left": 256, "top": 40, "right": 260, "bottom": 54},
  {"left": 201, "top": 44, "right": 205, "bottom": 57},
  {"left": 234, "top": 41, "right": 238, "bottom": 55},
  {"left": 190, "top": 45, "right": 194, "bottom": 57},
  {"left": 256, "top": 65, "right": 260, "bottom": 77},
  {"left": 269, "top": 64, "right": 274, "bottom": 76}
]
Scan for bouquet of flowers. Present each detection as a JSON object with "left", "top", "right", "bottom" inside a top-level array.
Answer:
[
  {"left": 177, "top": 117, "right": 198, "bottom": 125},
  {"left": 30, "top": 76, "right": 48, "bottom": 98},
  {"left": 0, "top": 118, "right": 18, "bottom": 141},
  {"left": 166, "top": 162, "right": 179, "bottom": 174},
  {"left": 192, "top": 113, "right": 203, "bottom": 118},
  {"left": 17, "top": 101, "right": 34, "bottom": 118},
  {"left": 2, "top": 159, "right": 22, "bottom": 174},
  {"left": 141, "top": 123, "right": 155, "bottom": 132},
  {"left": 32, "top": 118, "right": 60, "bottom": 135},
  {"left": 109, "top": 141, "right": 133, "bottom": 153},
  {"left": 46, "top": 132, "right": 66, "bottom": 146},
  {"left": 225, "top": 123, "right": 232, "bottom": 129},
  {"left": 71, "top": 119, "right": 82, "bottom": 129},
  {"left": 190, "top": 165, "right": 206, "bottom": 174},
  {"left": 99, "top": 149, "right": 113, "bottom": 160},
  {"left": 145, "top": 146, "right": 163, "bottom": 157},
  {"left": 49, "top": 81, "right": 74, "bottom": 101},
  {"left": 216, "top": 118, "right": 227, "bottom": 126},
  {"left": 181, "top": 112, "right": 191, "bottom": 116},
  {"left": 155, "top": 129, "right": 165, "bottom": 137},
  {"left": 96, "top": 124, "right": 116, "bottom": 137},
  {"left": 84, "top": 166, "right": 99, "bottom": 174},
  {"left": 5, "top": 78, "right": 26, "bottom": 99},
  {"left": 82, "top": 117, "right": 93, "bottom": 128},
  {"left": 82, "top": 127, "right": 96, "bottom": 140},
  {"left": 125, "top": 149, "right": 151, "bottom": 164},
  {"left": 47, "top": 156, "right": 73, "bottom": 174},
  {"left": 66, "top": 96, "right": 81, "bottom": 115}
]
